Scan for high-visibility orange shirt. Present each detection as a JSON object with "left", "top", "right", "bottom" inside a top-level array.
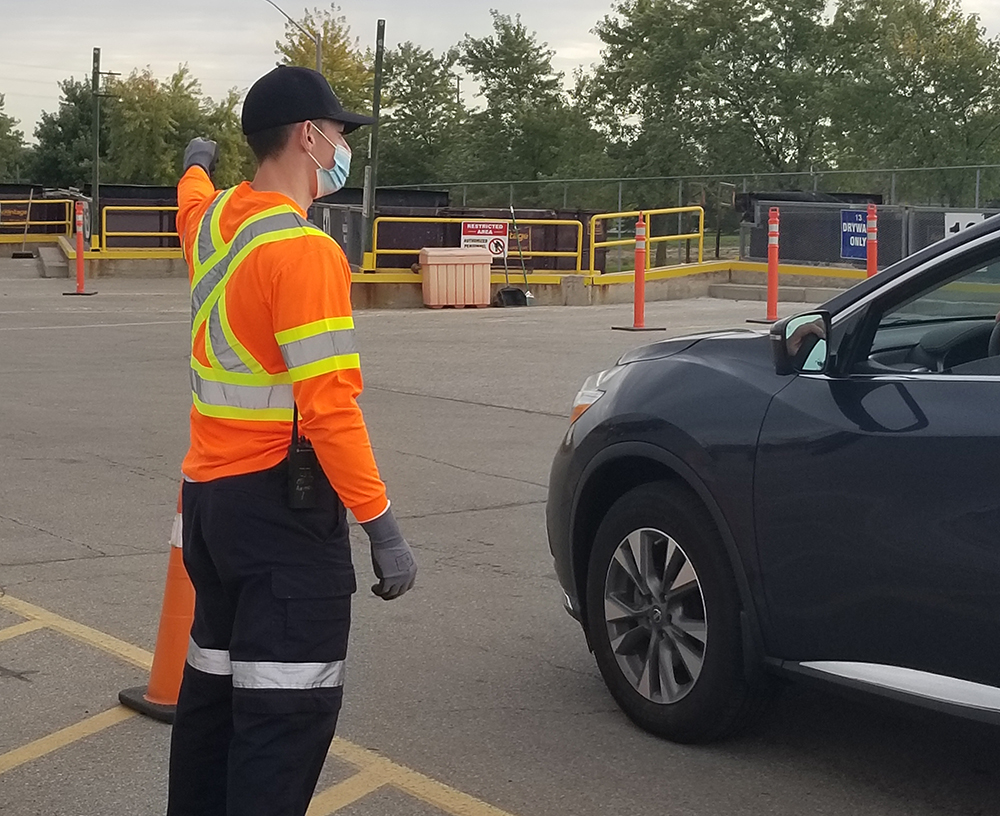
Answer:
[{"left": 176, "top": 166, "right": 388, "bottom": 523}]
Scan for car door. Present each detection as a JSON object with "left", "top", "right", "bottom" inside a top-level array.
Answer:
[{"left": 754, "top": 241, "right": 1000, "bottom": 690}]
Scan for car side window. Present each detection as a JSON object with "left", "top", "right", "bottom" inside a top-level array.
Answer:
[{"left": 854, "top": 253, "right": 1000, "bottom": 375}]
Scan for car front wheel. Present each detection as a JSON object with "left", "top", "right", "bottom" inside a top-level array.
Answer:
[{"left": 586, "top": 480, "right": 764, "bottom": 743}]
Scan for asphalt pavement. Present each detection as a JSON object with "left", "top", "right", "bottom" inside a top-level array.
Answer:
[{"left": 0, "top": 274, "right": 997, "bottom": 815}]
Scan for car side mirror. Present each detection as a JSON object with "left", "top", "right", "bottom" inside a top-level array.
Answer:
[{"left": 771, "top": 311, "right": 832, "bottom": 375}]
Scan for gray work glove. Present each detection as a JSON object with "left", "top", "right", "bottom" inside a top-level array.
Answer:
[
  {"left": 361, "top": 507, "right": 417, "bottom": 600},
  {"left": 183, "top": 137, "right": 219, "bottom": 177}
]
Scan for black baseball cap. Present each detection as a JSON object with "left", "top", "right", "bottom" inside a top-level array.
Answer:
[{"left": 242, "top": 65, "right": 375, "bottom": 136}]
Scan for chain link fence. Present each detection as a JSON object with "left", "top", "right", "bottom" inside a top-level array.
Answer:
[
  {"left": 742, "top": 201, "right": 1000, "bottom": 269},
  {"left": 383, "top": 164, "right": 1000, "bottom": 259}
]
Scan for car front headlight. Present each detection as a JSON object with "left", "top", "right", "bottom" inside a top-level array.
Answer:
[{"left": 570, "top": 367, "right": 622, "bottom": 424}]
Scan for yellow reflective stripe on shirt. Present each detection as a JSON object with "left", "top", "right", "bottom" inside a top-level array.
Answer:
[
  {"left": 287, "top": 353, "right": 362, "bottom": 383},
  {"left": 190, "top": 368, "right": 294, "bottom": 422},
  {"left": 192, "top": 392, "right": 295, "bottom": 423},
  {"left": 208, "top": 188, "right": 232, "bottom": 260},
  {"left": 193, "top": 188, "right": 237, "bottom": 282},
  {"left": 192, "top": 207, "right": 301, "bottom": 325},
  {"left": 274, "top": 317, "right": 355, "bottom": 345},
  {"left": 218, "top": 293, "right": 264, "bottom": 374},
  {"left": 192, "top": 204, "right": 316, "bottom": 311},
  {"left": 203, "top": 309, "right": 226, "bottom": 372},
  {"left": 191, "top": 369, "right": 293, "bottom": 407},
  {"left": 205, "top": 299, "right": 252, "bottom": 374},
  {"left": 277, "top": 318, "right": 359, "bottom": 382},
  {"left": 192, "top": 224, "right": 327, "bottom": 332},
  {"left": 188, "top": 197, "right": 343, "bottom": 419},
  {"left": 191, "top": 356, "right": 291, "bottom": 387}
]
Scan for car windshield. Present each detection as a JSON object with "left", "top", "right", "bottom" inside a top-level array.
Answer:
[{"left": 880, "top": 260, "right": 1000, "bottom": 326}]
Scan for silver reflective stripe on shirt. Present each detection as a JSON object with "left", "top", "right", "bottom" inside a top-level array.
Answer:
[
  {"left": 231, "top": 659, "right": 345, "bottom": 690},
  {"left": 190, "top": 369, "right": 294, "bottom": 411},
  {"left": 187, "top": 637, "right": 233, "bottom": 676},
  {"left": 197, "top": 192, "right": 226, "bottom": 265},
  {"left": 208, "top": 301, "right": 252, "bottom": 374},
  {"left": 279, "top": 329, "right": 358, "bottom": 370},
  {"left": 191, "top": 210, "right": 312, "bottom": 318}
]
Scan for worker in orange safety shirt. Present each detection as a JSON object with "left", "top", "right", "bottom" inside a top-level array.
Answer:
[{"left": 166, "top": 65, "right": 417, "bottom": 816}]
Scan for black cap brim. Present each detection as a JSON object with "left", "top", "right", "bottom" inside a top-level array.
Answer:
[{"left": 333, "top": 110, "right": 376, "bottom": 135}]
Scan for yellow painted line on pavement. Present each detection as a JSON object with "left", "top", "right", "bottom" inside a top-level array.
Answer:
[
  {"left": 0, "top": 595, "right": 153, "bottom": 670},
  {"left": 328, "top": 739, "right": 520, "bottom": 816},
  {"left": 0, "top": 595, "right": 521, "bottom": 816},
  {"left": 0, "top": 619, "right": 46, "bottom": 643},
  {"left": 0, "top": 706, "right": 136, "bottom": 776},
  {"left": 306, "top": 765, "right": 388, "bottom": 815}
]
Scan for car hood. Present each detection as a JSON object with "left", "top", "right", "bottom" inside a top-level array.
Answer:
[{"left": 618, "top": 328, "right": 766, "bottom": 364}]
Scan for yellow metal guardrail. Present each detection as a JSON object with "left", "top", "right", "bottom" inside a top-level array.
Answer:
[
  {"left": 369, "top": 216, "right": 585, "bottom": 272},
  {"left": 589, "top": 206, "right": 705, "bottom": 273},
  {"left": 102, "top": 205, "right": 180, "bottom": 252},
  {"left": 0, "top": 199, "right": 73, "bottom": 238}
]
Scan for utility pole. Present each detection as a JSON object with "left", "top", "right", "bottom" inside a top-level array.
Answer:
[
  {"left": 91, "top": 48, "right": 101, "bottom": 248},
  {"left": 265, "top": 0, "right": 322, "bottom": 74},
  {"left": 362, "top": 19, "right": 385, "bottom": 260},
  {"left": 455, "top": 74, "right": 462, "bottom": 105},
  {"left": 90, "top": 49, "right": 119, "bottom": 250}
]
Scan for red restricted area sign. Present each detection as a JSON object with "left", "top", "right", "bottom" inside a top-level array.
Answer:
[{"left": 461, "top": 221, "right": 509, "bottom": 259}]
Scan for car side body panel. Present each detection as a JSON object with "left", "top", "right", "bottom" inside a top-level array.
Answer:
[{"left": 547, "top": 334, "right": 789, "bottom": 653}]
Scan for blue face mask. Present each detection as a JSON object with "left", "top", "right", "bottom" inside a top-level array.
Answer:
[{"left": 308, "top": 122, "right": 351, "bottom": 198}]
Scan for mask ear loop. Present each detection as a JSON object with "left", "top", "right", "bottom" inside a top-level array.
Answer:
[
  {"left": 306, "top": 122, "right": 331, "bottom": 172},
  {"left": 310, "top": 120, "right": 352, "bottom": 158},
  {"left": 310, "top": 121, "right": 338, "bottom": 150}
]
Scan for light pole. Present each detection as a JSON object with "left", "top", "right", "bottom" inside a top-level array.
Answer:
[
  {"left": 264, "top": 0, "right": 322, "bottom": 74},
  {"left": 362, "top": 19, "right": 385, "bottom": 261}
]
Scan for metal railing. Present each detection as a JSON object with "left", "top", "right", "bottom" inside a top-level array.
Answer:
[
  {"left": 370, "top": 216, "right": 585, "bottom": 272},
  {"left": 590, "top": 207, "right": 704, "bottom": 272},
  {"left": 101, "top": 206, "right": 180, "bottom": 251},
  {"left": 0, "top": 199, "right": 73, "bottom": 236}
]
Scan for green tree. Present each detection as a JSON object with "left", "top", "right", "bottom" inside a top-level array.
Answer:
[
  {"left": 460, "top": 11, "right": 562, "bottom": 119},
  {"left": 31, "top": 68, "right": 253, "bottom": 189},
  {"left": 105, "top": 68, "right": 179, "bottom": 185},
  {"left": 31, "top": 78, "right": 110, "bottom": 188},
  {"left": 829, "top": 0, "right": 1000, "bottom": 204},
  {"left": 203, "top": 88, "right": 256, "bottom": 188},
  {"left": 457, "top": 11, "right": 613, "bottom": 192},
  {"left": 105, "top": 66, "right": 254, "bottom": 187},
  {"left": 378, "top": 43, "right": 464, "bottom": 185},
  {"left": 0, "top": 94, "right": 26, "bottom": 181},
  {"left": 593, "top": 0, "right": 834, "bottom": 180}
]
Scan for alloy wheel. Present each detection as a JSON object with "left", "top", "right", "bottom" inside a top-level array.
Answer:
[{"left": 603, "top": 527, "right": 708, "bottom": 703}]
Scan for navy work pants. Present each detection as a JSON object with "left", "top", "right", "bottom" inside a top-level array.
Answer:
[{"left": 167, "top": 461, "right": 355, "bottom": 816}]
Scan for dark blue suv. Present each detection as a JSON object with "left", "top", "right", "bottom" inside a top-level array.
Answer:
[{"left": 547, "top": 216, "right": 1000, "bottom": 743}]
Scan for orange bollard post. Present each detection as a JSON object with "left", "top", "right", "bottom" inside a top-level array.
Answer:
[
  {"left": 634, "top": 212, "right": 647, "bottom": 328},
  {"left": 766, "top": 207, "right": 779, "bottom": 322},
  {"left": 119, "top": 491, "right": 195, "bottom": 723},
  {"left": 866, "top": 204, "right": 878, "bottom": 278},
  {"left": 748, "top": 207, "right": 781, "bottom": 325},
  {"left": 612, "top": 212, "right": 665, "bottom": 332},
  {"left": 63, "top": 201, "right": 96, "bottom": 297}
]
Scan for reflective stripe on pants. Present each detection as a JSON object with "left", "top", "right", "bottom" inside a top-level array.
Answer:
[{"left": 167, "top": 461, "right": 354, "bottom": 816}]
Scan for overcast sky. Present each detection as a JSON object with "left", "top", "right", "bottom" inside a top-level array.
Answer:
[{"left": 3, "top": 0, "right": 999, "bottom": 142}]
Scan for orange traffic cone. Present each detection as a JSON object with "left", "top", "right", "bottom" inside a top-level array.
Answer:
[{"left": 119, "top": 490, "right": 195, "bottom": 723}]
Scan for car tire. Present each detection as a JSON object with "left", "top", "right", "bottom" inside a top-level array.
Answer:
[{"left": 586, "top": 480, "right": 765, "bottom": 743}]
